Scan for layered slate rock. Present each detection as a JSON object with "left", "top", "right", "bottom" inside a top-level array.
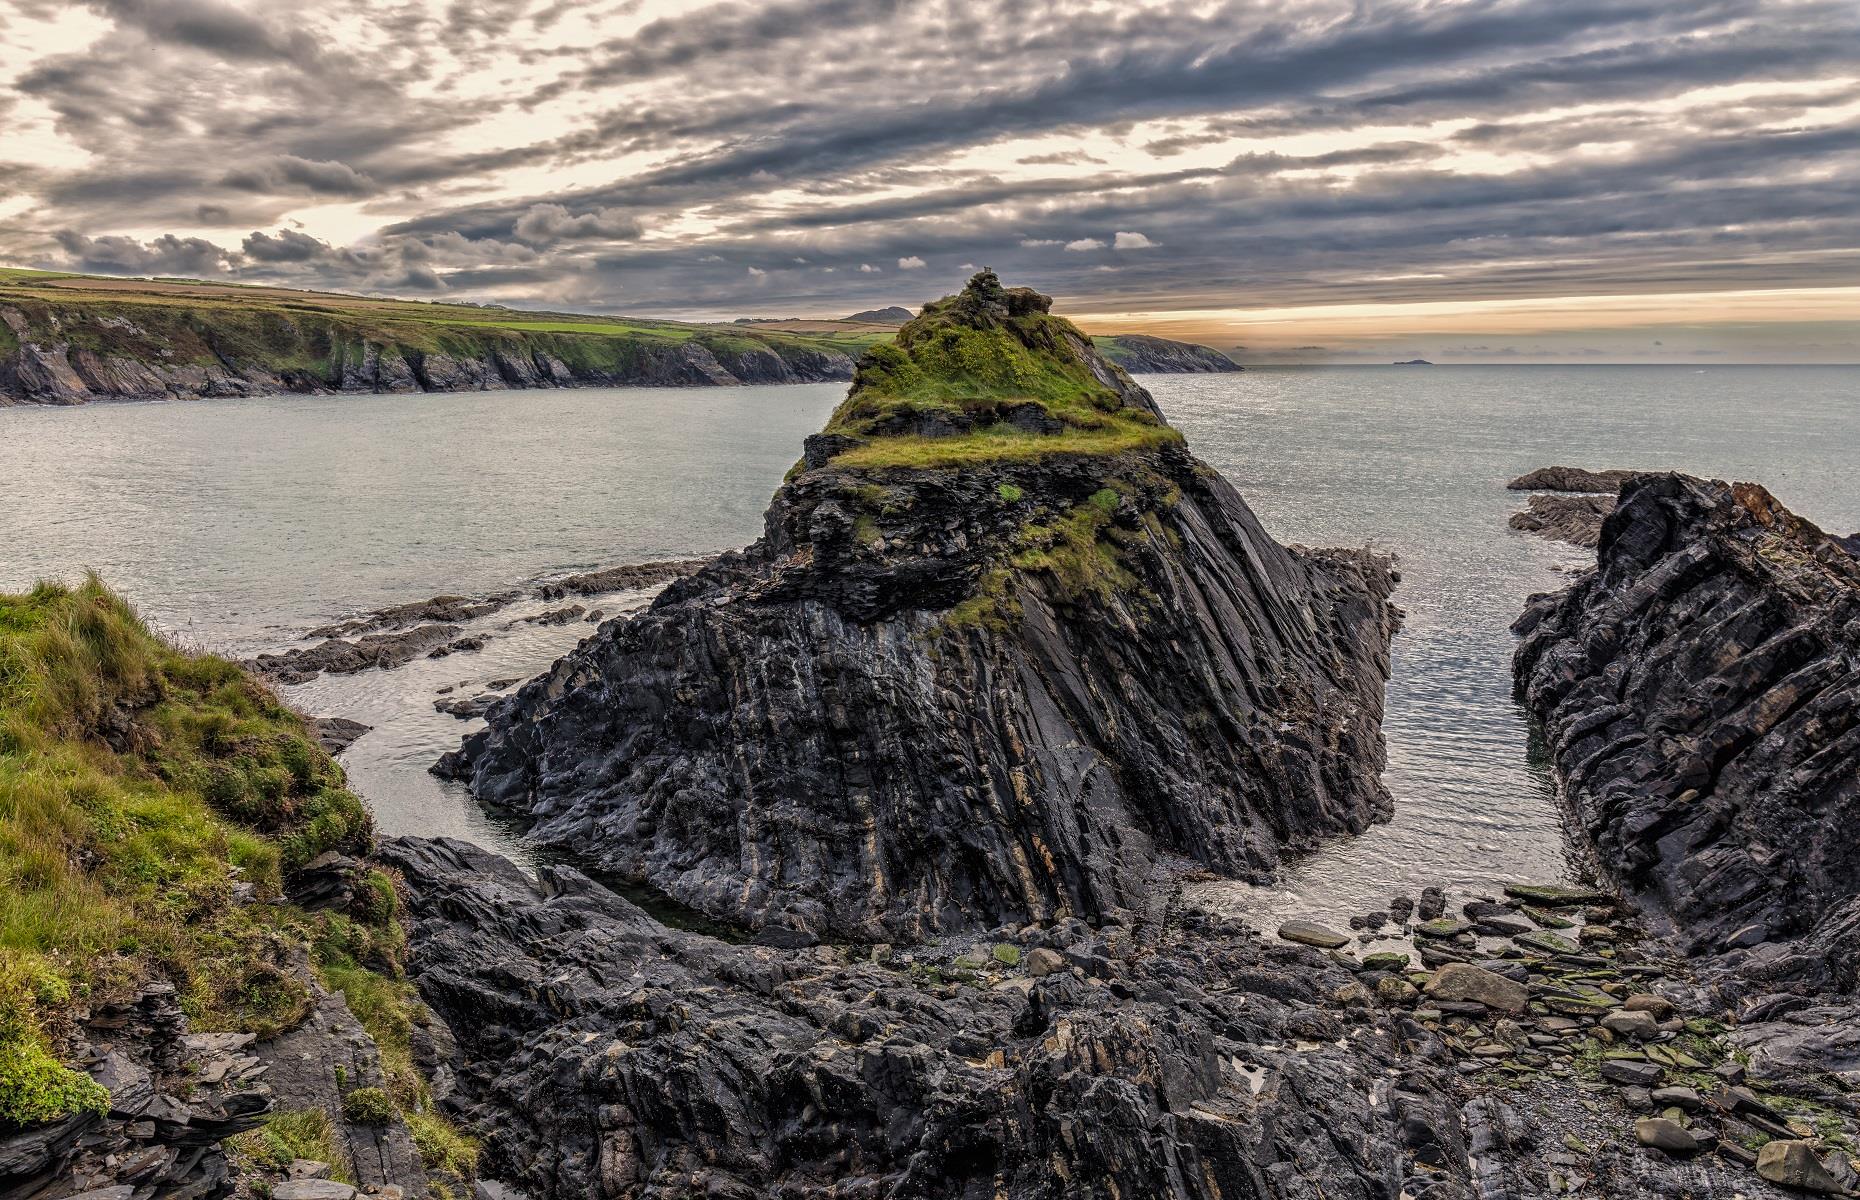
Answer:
[
  {"left": 381, "top": 836, "right": 1466, "bottom": 1200},
  {"left": 1513, "top": 473, "right": 1860, "bottom": 974},
  {"left": 440, "top": 273, "right": 1398, "bottom": 942}
]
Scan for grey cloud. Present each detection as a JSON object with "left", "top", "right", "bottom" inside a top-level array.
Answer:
[
  {"left": 52, "top": 229, "right": 237, "bottom": 275},
  {"left": 222, "top": 156, "right": 376, "bottom": 197},
  {"left": 92, "top": 0, "right": 318, "bottom": 61},
  {"left": 512, "top": 204, "right": 644, "bottom": 245},
  {"left": 241, "top": 228, "right": 331, "bottom": 262}
]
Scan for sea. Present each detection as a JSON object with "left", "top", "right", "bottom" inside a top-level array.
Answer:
[{"left": 5, "top": 366, "right": 1855, "bottom": 927}]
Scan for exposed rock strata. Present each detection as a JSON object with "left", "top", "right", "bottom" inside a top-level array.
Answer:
[
  {"left": 382, "top": 836, "right": 1470, "bottom": 1200},
  {"left": 1513, "top": 473, "right": 1860, "bottom": 978},
  {"left": 1505, "top": 466, "right": 1657, "bottom": 548},
  {"left": 1508, "top": 492, "right": 1615, "bottom": 548},
  {"left": 440, "top": 274, "right": 1397, "bottom": 943},
  {"left": 0, "top": 302, "right": 856, "bottom": 406},
  {"left": 249, "top": 622, "right": 475, "bottom": 684}
]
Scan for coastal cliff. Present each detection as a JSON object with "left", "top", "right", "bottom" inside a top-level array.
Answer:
[
  {"left": 0, "top": 304, "right": 855, "bottom": 405},
  {"left": 437, "top": 271, "right": 1395, "bottom": 943},
  {"left": 1094, "top": 332, "right": 1242, "bottom": 373},
  {"left": 1514, "top": 474, "right": 1860, "bottom": 979}
]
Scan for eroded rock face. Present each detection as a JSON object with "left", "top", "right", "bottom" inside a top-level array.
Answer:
[
  {"left": 0, "top": 316, "right": 857, "bottom": 405},
  {"left": 1513, "top": 473, "right": 1860, "bottom": 973},
  {"left": 381, "top": 836, "right": 1466, "bottom": 1200},
  {"left": 439, "top": 286, "right": 1397, "bottom": 943}
]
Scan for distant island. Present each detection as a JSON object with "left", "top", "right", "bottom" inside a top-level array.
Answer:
[
  {"left": 1392, "top": 358, "right": 1434, "bottom": 365},
  {"left": 0, "top": 270, "right": 1243, "bottom": 405}
]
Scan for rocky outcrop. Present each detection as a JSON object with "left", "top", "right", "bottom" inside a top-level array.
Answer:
[
  {"left": 249, "top": 623, "right": 478, "bottom": 684},
  {"left": 1, "top": 983, "right": 273, "bottom": 1199},
  {"left": 1506, "top": 466, "right": 1656, "bottom": 547},
  {"left": 1506, "top": 466, "right": 1642, "bottom": 493},
  {"left": 1513, "top": 474, "right": 1860, "bottom": 979},
  {"left": 1508, "top": 492, "right": 1615, "bottom": 548},
  {"left": 439, "top": 273, "right": 1397, "bottom": 944},
  {"left": 382, "top": 836, "right": 1472, "bottom": 1200},
  {"left": 1096, "top": 333, "right": 1242, "bottom": 373}
]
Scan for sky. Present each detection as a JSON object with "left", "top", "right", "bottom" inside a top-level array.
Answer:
[{"left": 1, "top": 0, "right": 1858, "bottom": 362}]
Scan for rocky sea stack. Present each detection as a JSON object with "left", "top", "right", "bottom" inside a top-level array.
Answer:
[
  {"left": 1514, "top": 473, "right": 1860, "bottom": 979},
  {"left": 439, "top": 271, "right": 1398, "bottom": 943}
]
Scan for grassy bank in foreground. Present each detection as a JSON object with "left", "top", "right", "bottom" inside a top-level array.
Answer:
[{"left": 0, "top": 576, "right": 468, "bottom": 1178}]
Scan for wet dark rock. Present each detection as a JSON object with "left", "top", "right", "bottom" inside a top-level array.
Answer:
[
  {"left": 1514, "top": 474, "right": 1860, "bottom": 977},
  {"left": 307, "top": 592, "right": 519, "bottom": 639},
  {"left": 1506, "top": 466, "right": 1643, "bottom": 493},
  {"left": 1509, "top": 492, "right": 1615, "bottom": 547},
  {"left": 381, "top": 835, "right": 1470, "bottom": 1200},
  {"left": 311, "top": 716, "right": 372, "bottom": 755},
  {"left": 542, "top": 558, "right": 709, "bottom": 598},
  {"left": 435, "top": 694, "right": 500, "bottom": 719},
  {"left": 250, "top": 623, "right": 465, "bottom": 682},
  {"left": 1418, "top": 887, "right": 1448, "bottom": 921},
  {"left": 520, "top": 604, "right": 585, "bottom": 626},
  {"left": 1278, "top": 920, "right": 1351, "bottom": 949}
]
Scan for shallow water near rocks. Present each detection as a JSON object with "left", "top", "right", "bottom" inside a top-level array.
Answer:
[{"left": 3, "top": 367, "right": 1856, "bottom": 926}]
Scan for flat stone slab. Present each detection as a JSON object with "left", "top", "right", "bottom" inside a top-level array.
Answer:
[
  {"left": 1277, "top": 921, "right": 1350, "bottom": 949},
  {"left": 1423, "top": 963, "right": 1528, "bottom": 1014},
  {"left": 1503, "top": 883, "right": 1610, "bottom": 907}
]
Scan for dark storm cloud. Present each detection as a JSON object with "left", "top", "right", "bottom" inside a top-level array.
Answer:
[{"left": 2, "top": 0, "right": 1857, "bottom": 325}]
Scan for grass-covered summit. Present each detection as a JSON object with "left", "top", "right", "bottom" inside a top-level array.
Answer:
[{"left": 815, "top": 270, "right": 1183, "bottom": 469}]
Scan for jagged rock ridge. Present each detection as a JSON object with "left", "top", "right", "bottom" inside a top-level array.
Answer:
[
  {"left": 380, "top": 836, "right": 1469, "bottom": 1200},
  {"left": 1513, "top": 473, "right": 1860, "bottom": 980},
  {"left": 440, "top": 272, "right": 1397, "bottom": 943}
]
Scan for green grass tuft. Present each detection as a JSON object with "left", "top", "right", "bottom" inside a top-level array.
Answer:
[{"left": 0, "top": 574, "right": 373, "bottom": 1124}]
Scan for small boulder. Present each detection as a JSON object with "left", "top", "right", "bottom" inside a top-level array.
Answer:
[
  {"left": 1361, "top": 951, "right": 1412, "bottom": 972},
  {"left": 1600, "top": 1010, "right": 1661, "bottom": 1040},
  {"left": 1277, "top": 921, "right": 1350, "bottom": 949},
  {"left": 1621, "top": 994, "right": 1676, "bottom": 1018},
  {"left": 1417, "top": 886, "right": 1447, "bottom": 921},
  {"left": 1422, "top": 963, "right": 1528, "bottom": 1014},
  {"left": 1600, "top": 1059, "right": 1663, "bottom": 1087},
  {"left": 1755, "top": 1140, "right": 1845, "bottom": 1194},
  {"left": 1025, "top": 948, "right": 1065, "bottom": 978},
  {"left": 1634, "top": 1117, "right": 1698, "bottom": 1154},
  {"left": 1650, "top": 1086, "right": 1702, "bottom": 1112}
]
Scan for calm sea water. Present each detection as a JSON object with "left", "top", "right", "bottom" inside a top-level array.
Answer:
[{"left": 4, "top": 367, "right": 1855, "bottom": 917}]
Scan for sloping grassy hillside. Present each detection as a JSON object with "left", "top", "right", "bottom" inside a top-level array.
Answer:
[
  {"left": 0, "top": 577, "right": 383, "bottom": 1126},
  {"left": 821, "top": 270, "right": 1181, "bottom": 469},
  {"left": 0, "top": 271, "right": 882, "bottom": 398}
]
